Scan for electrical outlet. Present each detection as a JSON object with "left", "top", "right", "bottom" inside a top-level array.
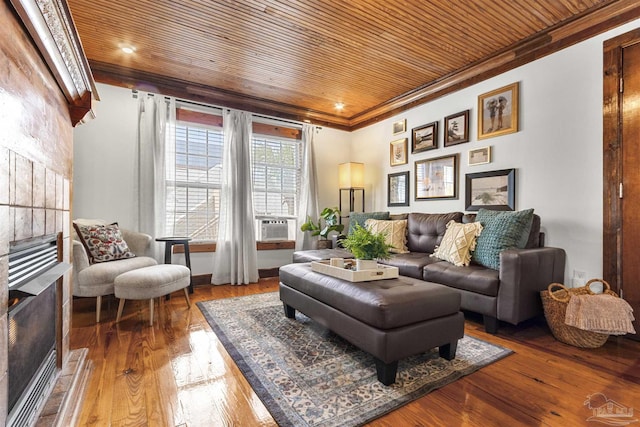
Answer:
[{"left": 572, "top": 269, "right": 587, "bottom": 287}]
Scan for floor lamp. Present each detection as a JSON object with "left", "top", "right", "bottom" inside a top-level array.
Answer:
[{"left": 338, "top": 162, "right": 365, "bottom": 224}]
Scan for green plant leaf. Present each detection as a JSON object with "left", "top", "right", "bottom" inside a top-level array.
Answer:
[{"left": 341, "top": 223, "right": 392, "bottom": 260}]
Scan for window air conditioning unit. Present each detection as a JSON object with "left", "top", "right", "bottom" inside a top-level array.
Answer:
[{"left": 257, "top": 219, "right": 290, "bottom": 241}]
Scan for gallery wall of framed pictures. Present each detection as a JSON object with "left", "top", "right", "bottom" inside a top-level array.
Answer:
[{"left": 386, "top": 81, "right": 520, "bottom": 209}]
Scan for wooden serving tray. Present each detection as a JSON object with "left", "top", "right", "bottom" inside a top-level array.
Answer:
[{"left": 310, "top": 260, "right": 399, "bottom": 282}]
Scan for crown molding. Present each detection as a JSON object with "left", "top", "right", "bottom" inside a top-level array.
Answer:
[
  {"left": 10, "top": 0, "right": 98, "bottom": 126},
  {"left": 347, "top": 0, "right": 640, "bottom": 130},
  {"left": 90, "top": 61, "right": 352, "bottom": 131}
]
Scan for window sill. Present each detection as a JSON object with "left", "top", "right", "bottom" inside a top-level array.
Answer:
[{"left": 172, "top": 240, "right": 295, "bottom": 253}]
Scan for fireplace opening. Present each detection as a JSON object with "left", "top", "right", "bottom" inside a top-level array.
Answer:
[{"left": 7, "top": 234, "right": 70, "bottom": 427}]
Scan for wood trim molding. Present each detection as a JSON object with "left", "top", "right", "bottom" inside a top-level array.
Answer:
[
  {"left": 172, "top": 241, "right": 295, "bottom": 254},
  {"left": 9, "top": 0, "right": 97, "bottom": 125},
  {"left": 602, "top": 27, "right": 640, "bottom": 291},
  {"left": 91, "top": 61, "right": 351, "bottom": 131},
  {"left": 192, "top": 267, "right": 279, "bottom": 285}
]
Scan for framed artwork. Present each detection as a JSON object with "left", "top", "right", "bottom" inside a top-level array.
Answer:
[
  {"left": 388, "top": 171, "right": 410, "bottom": 207},
  {"left": 478, "top": 82, "right": 519, "bottom": 140},
  {"left": 444, "top": 110, "right": 470, "bottom": 146},
  {"left": 415, "top": 154, "right": 457, "bottom": 200},
  {"left": 412, "top": 121, "right": 438, "bottom": 153},
  {"left": 392, "top": 119, "right": 406, "bottom": 135},
  {"left": 468, "top": 146, "right": 491, "bottom": 165},
  {"left": 389, "top": 138, "right": 408, "bottom": 166},
  {"left": 465, "top": 168, "right": 515, "bottom": 211}
]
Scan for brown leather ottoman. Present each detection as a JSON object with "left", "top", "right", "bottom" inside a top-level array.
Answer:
[{"left": 279, "top": 262, "right": 464, "bottom": 385}]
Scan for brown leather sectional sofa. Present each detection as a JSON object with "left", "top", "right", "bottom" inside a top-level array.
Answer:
[{"left": 292, "top": 211, "right": 566, "bottom": 333}]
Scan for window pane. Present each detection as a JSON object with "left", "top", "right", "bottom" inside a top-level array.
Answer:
[
  {"left": 166, "top": 119, "right": 222, "bottom": 241},
  {"left": 251, "top": 132, "right": 301, "bottom": 218}
]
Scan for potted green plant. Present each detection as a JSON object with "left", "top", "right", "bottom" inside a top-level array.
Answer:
[
  {"left": 341, "top": 223, "right": 392, "bottom": 270},
  {"left": 300, "top": 207, "right": 345, "bottom": 249}
]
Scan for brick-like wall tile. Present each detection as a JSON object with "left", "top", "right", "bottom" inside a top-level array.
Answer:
[
  {"left": 33, "top": 208, "right": 45, "bottom": 237},
  {"left": 55, "top": 210, "right": 63, "bottom": 235},
  {"left": 14, "top": 154, "right": 32, "bottom": 207},
  {"left": 0, "top": 206, "right": 10, "bottom": 256},
  {"left": 63, "top": 178, "right": 69, "bottom": 211},
  {"left": 8, "top": 151, "right": 15, "bottom": 206},
  {"left": 0, "top": 256, "right": 7, "bottom": 316},
  {"left": 45, "top": 209, "right": 56, "bottom": 236},
  {"left": 33, "top": 163, "right": 46, "bottom": 208},
  {"left": 45, "top": 169, "right": 56, "bottom": 209},
  {"left": 7, "top": 208, "right": 15, "bottom": 249},
  {"left": 14, "top": 207, "right": 32, "bottom": 241},
  {"left": 55, "top": 173, "right": 63, "bottom": 210},
  {"left": 0, "top": 147, "right": 9, "bottom": 205},
  {"left": 62, "top": 211, "right": 70, "bottom": 238}
]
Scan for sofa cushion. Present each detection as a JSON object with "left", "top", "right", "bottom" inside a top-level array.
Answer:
[
  {"left": 348, "top": 211, "right": 390, "bottom": 235},
  {"left": 73, "top": 223, "right": 136, "bottom": 263},
  {"left": 76, "top": 255, "right": 158, "bottom": 288},
  {"left": 365, "top": 219, "right": 409, "bottom": 253},
  {"left": 431, "top": 220, "right": 483, "bottom": 266},
  {"left": 472, "top": 208, "right": 534, "bottom": 270},
  {"left": 406, "top": 212, "right": 463, "bottom": 253},
  {"left": 423, "top": 261, "right": 500, "bottom": 296},
  {"left": 378, "top": 252, "right": 443, "bottom": 280},
  {"left": 464, "top": 212, "right": 541, "bottom": 249}
]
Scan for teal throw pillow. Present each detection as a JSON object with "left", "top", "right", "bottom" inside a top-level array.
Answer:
[
  {"left": 348, "top": 211, "right": 390, "bottom": 235},
  {"left": 471, "top": 208, "right": 534, "bottom": 270}
]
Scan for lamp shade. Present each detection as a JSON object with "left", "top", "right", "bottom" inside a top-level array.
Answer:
[{"left": 338, "top": 162, "right": 364, "bottom": 189}]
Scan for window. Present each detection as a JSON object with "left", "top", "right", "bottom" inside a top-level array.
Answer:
[
  {"left": 251, "top": 134, "right": 301, "bottom": 218},
  {"left": 165, "top": 108, "right": 302, "bottom": 241},
  {"left": 165, "top": 109, "right": 223, "bottom": 241}
]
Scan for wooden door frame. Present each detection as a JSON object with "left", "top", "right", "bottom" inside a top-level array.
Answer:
[{"left": 603, "top": 28, "right": 640, "bottom": 292}]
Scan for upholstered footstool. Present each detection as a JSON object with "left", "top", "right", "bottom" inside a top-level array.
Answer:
[
  {"left": 279, "top": 262, "right": 464, "bottom": 385},
  {"left": 114, "top": 264, "right": 191, "bottom": 326}
]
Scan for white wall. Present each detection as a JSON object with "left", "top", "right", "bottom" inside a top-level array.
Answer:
[
  {"left": 73, "top": 84, "right": 139, "bottom": 228},
  {"left": 351, "top": 19, "right": 640, "bottom": 284},
  {"left": 74, "top": 19, "right": 640, "bottom": 279}
]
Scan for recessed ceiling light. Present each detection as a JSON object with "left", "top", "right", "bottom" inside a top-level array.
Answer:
[
  {"left": 334, "top": 102, "right": 344, "bottom": 110},
  {"left": 120, "top": 45, "right": 136, "bottom": 54}
]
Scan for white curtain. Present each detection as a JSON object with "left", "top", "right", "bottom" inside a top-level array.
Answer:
[
  {"left": 295, "top": 124, "right": 320, "bottom": 250},
  {"left": 211, "top": 109, "right": 259, "bottom": 285},
  {"left": 136, "top": 93, "right": 175, "bottom": 262}
]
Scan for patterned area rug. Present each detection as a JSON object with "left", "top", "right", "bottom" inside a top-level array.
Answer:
[{"left": 198, "top": 292, "right": 512, "bottom": 427}]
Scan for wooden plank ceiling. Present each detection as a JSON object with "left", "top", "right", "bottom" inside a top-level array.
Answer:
[{"left": 67, "top": 0, "right": 636, "bottom": 130}]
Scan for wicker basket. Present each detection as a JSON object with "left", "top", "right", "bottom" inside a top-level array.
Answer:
[{"left": 540, "top": 279, "right": 617, "bottom": 348}]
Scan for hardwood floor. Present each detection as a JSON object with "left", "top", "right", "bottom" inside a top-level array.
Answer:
[{"left": 71, "top": 279, "right": 640, "bottom": 426}]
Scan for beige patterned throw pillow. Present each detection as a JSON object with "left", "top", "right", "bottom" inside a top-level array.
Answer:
[
  {"left": 73, "top": 223, "right": 136, "bottom": 263},
  {"left": 431, "top": 220, "right": 483, "bottom": 266},
  {"left": 365, "top": 219, "right": 409, "bottom": 254}
]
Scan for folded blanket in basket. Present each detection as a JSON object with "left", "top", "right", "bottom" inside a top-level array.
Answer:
[{"left": 565, "top": 294, "right": 636, "bottom": 335}]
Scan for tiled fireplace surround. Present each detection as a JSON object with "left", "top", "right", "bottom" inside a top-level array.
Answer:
[{"left": 0, "top": 148, "right": 74, "bottom": 424}]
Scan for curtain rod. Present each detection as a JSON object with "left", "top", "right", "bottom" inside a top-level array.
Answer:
[{"left": 131, "top": 89, "right": 321, "bottom": 131}]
